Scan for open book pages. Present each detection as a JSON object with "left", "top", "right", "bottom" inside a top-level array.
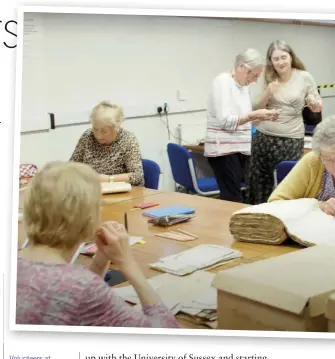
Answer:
[
  {"left": 149, "top": 244, "right": 242, "bottom": 276},
  {"left": 114, "top": 270, "right": 216, "bottom": 316},
  {"left": 230, "top": 198, "right": 335, "bottom": 246},
  {"left": 101, "top": 181, "right": 131, "bottom": 194}
]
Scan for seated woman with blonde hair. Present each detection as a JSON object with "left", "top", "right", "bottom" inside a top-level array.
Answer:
[
  {"left": 16, "top": 161, "right": 179, "bottom": 328},
  {"left": 268, "top": 115, "right": 335, "bottom": 216},
  {"left": 70, "top": 101, "right": 144, "bottom": 186}
]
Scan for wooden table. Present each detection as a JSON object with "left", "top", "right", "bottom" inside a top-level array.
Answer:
[
  {"left": 99, "top": 191, "right": 301, "bottom": 329},
  {"left": 185, "top": 144, "right": 311, "bottom": 155},
  {"left": 99, "top": 191, "right": 301, "bottom": 276},
  {"left": 101, "top": 186, "right": 161, "bottom": 205},
  {"left": 184, "top": 143, "right": 311, "bottom": 179},
  {"left": 17, "top": 188, "right": 302, "bottom": 330},
  {"left": 184, "top": 144, "right": 205, "bottom": 152}
]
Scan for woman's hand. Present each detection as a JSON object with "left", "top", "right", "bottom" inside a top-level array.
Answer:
[
  {"left": 319, "top": 199, "right": 335, "bottom": 216},
  {"left": 90, "top": 248, "right": 111, "bottom": 277},
  {"left": 100, "top": 173, "right": 131, "bottom": 183},
  {"left": 100, "top": 174, "right": 110, "bottom": 182},
  {"left": 306, "top": 95, "right": 322, "bottom": 112},
  {"left": 95, "top": 221, "right": 163, "bottom": 308},
  {"left": 240, "top": 109, "right": 278, "bottom": 126},
  {"left": 96, "top": 221, "right": 135, "bottom": 272},
  {"left": 253, "top": 109, "right": 279, "bottom": 122}
]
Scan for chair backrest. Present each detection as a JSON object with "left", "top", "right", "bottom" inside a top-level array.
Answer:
[
  {"left": 167, "top": 143, "right": 196, "bottom": 191},
  {"left": 274, "top": 160, "right": 297, "bottom": 186},
  {"left": 142, "top": 159, "right": 160, "bottom": 190},
  {"left": 19, "top": 164, "right": 38, "bottom": 179}
]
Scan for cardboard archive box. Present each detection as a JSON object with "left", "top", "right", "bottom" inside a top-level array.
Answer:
[
  {"left": 212, "top": 245, "right": 335, "bottom": 332},
  {"left": 325, "top": 292, "right": 335, "bottom": 332}
]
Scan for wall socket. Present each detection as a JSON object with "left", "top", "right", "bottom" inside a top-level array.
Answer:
[{"left": 156, "top": 103, "right": 169, "bottom": 114}]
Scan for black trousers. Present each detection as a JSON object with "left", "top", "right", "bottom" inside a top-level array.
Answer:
[
  {"left": 247, "top": 130, "right": 304, "bottom": 205},
  {"left": 208, "top": 153, "right": 249, "bottom": 203}
]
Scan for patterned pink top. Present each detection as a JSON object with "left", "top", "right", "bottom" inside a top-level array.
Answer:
[{"left": 16, "top": 257, "right": 180, "bottom": 328}]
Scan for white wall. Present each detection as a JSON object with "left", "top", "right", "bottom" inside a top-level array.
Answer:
[
  {"left": 20, "top": 14, "right": 335, "bottom": 191},
  {"left": 20, "top": 111, "right": 206, "bottom": 191}
]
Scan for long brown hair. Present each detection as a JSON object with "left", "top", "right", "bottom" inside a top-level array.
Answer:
[{"left": 264, "top": 40, "right": 306, "bottom": 86}]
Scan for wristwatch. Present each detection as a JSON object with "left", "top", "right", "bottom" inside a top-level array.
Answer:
[{"left": 109, "top": 176, "right": 115, "bottom": 182}]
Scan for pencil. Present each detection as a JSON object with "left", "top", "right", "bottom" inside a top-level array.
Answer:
[{"left": 124, "top": 212, "right": 128, "bottom": 232}]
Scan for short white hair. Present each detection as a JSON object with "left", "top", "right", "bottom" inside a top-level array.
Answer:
[
  {"left": 90, "top": 101, "right": 125, "bottom": 128},
  {"left": 235, "top": 48, "right": 264, "bottom": 69},
  {"left": 312, "top": 115, "right": 335, "bottom": 154}
]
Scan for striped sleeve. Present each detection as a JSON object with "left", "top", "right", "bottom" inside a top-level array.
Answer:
[{"left": 79, "top": 275, "right": 180, "bottom": 328}]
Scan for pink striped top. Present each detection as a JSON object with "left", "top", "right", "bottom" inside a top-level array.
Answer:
[
  {"left": 204, "top": 72, "right": 252, "bottom": 157},
  {"left": 16, "top": 257, "right": 180, "bottom": 328}
]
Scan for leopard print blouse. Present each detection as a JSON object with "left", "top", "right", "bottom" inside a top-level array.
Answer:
[{"left": 70, "top": 128, "right": 144, "bottom": 186}]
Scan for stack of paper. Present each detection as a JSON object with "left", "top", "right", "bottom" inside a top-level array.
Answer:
[
  {"left": 149, "top": 244, "right": 242, "bottom": 276},
  {"left": 179, "top": 287, "right": 217, "bottom": 326},
  {"left": 114, "top": 270, "right": 217, "bottom": 321},
  {"left": 229, "top": 198, "right": 335, "bottom": 246}
]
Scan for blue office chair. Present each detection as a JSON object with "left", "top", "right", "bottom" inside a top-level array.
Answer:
[
  {"left": 142, "top": 159, "right": 161, "bottom": 190},
  {"left": 274, "top": 161, "right": 297, "bottom": 187},
  {"left": 167, "top": 143, "right": 219, "bottom": 196}
]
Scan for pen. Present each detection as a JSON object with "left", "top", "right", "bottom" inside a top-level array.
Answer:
[{"left": 124, "top": 212, "right": 128, "bottom": 232}]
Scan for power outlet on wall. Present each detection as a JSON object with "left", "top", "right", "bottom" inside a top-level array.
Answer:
[{"left": 156, "top": 103, "right": 169, "bottom": 115}]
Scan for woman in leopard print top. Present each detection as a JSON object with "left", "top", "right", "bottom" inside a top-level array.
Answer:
[{"left": 70, "top": 101, "right": 144, "bottom": 186}]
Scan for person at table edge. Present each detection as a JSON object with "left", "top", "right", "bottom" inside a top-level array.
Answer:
[
  {"left": 268, "top": 115, "right": 335, "bottom": 216},
  {"left": 16, "top": 161, "right": 179, "bottom": 328},
  {"left": 70, "top": 101, "right": 144, "bottom": 186}
]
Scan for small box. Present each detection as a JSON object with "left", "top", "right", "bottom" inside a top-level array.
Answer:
[
  {"left": 325, "top": 293, "right": 335, "bottom": 332},
  {"left": 212, "top": 245, "right": 335, "bottom": 332}
]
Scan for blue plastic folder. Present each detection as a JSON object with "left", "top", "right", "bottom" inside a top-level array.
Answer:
[{"left": 142, "top": 206, "right": 195, "bottom": 218}]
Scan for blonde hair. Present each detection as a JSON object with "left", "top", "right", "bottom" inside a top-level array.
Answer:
[
  {"left": 235, "top": 48, "right": 264, "bottom": 69},
  {"left": 312, "top": 115, "right": 335, "bottom": 155},
  {"left": 264, "top": 40, "right": 306, "bottom": 85},
  {"left": 23, "top": 161, "right": 101, "bottom": 249},
  {"left": 90, "top": 101, "right": 125, "bottom": 128}
]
